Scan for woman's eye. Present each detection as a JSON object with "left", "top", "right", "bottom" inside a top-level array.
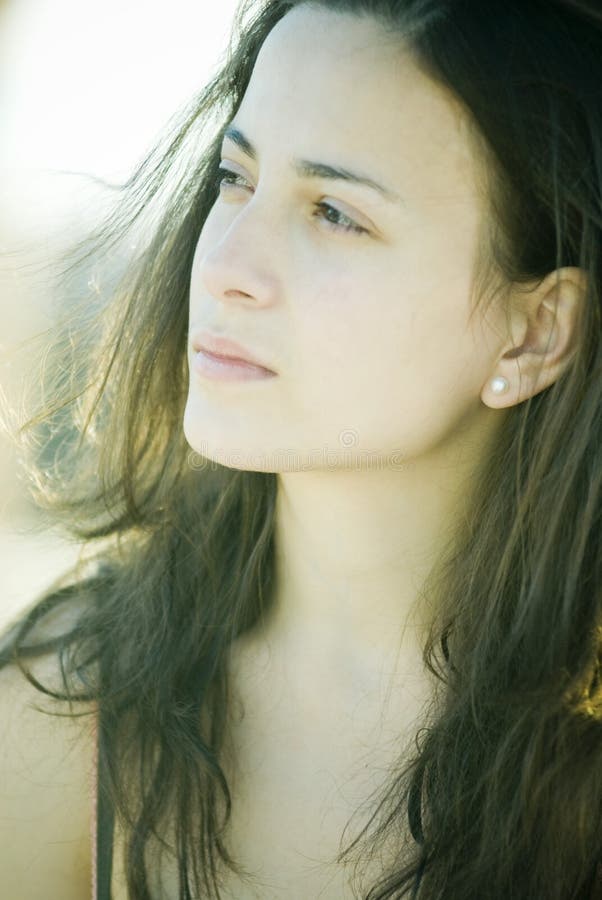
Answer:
[
  {"left": 215, "top": 165, "right": 369, "bottom": 236},
  {"left": 312, "top": 201, "right": 368, "bottom": 236},
  {"left": 216, "top": 166, "right": 250, "bottom": 190}
]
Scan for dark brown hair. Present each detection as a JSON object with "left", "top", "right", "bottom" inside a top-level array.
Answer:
[{"left": 1, "top": 1, "right": 602, "bottom": 897}]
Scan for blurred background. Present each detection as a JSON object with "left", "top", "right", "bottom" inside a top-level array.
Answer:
[{"left": 0, "top": 0, "right": 240, "bottom": 632}]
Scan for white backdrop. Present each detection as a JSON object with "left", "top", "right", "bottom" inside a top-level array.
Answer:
[
  {"left": 0, "top": 1, "right": 239, "bottom": 187},
  {"left": 0, "top": 0, "right": 242, "bottom": 629}
]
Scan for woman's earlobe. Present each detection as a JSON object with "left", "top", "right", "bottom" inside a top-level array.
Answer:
[{"left": 491, "top": 266, "right": 587, "bottom": 405}]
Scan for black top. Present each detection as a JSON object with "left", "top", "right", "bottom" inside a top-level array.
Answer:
[{"left": 92, "top": 703, "right": 602, "bottom": 900}]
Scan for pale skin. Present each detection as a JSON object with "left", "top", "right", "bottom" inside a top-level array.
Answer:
[{"left": 184, "top": 4, "right": 585, "bottom": 710}]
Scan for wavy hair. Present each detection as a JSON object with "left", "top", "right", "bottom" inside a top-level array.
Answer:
[{"left": 1, "top": 0, "right": 602, "bottom": 897}]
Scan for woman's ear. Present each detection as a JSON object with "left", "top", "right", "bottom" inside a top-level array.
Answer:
[{"left": 481, "top": 266, "right": 588, "bottom": 408}]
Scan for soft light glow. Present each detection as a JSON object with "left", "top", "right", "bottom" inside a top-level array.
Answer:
[{"left": 0, "top": 0, "right": 239, "bottom": 177}]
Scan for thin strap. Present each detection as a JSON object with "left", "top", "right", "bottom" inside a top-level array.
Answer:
[
  {"left": 90, "top": 713, "right": 98, "bottom": 900},
  {"left": 590, "top": 860, "right": 602, "bottom": 899},
  {"left": 91, "top": 705, "right": 115, "bottom": 900}
]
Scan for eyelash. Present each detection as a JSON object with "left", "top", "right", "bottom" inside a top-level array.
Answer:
[{"left": 214, "top": 165, "right": 369, "bottom": 236}]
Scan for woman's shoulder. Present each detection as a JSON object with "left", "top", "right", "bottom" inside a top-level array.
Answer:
[
  {"left": 0, "top": 560, "right": 110, "bottom": 900},
  {"left": 0, "top": 648, "right": 97, "bottom": 900}
]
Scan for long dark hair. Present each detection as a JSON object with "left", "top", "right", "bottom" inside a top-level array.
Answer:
[{"left": 2, "top": 1, "right": 602, "bottom": 897}]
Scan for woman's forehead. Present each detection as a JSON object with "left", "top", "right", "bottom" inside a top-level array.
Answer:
[{"left": 235, "top": 5, "right": 479, "bottom": 202}]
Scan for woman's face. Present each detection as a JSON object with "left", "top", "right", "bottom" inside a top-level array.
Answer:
[{"left": 185, "top": 4, "right": 505, "bottom": 472}]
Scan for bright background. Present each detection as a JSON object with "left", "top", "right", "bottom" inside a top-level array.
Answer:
[{"left": 0, "top": 0, "right": 240, "bottom": 631}]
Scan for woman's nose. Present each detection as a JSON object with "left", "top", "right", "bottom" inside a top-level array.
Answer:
[{"left": 194, "top": 203, "right": 281, "bottom": 309}]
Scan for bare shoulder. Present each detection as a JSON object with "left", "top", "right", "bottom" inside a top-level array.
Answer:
[{"left": 0, "top": 642, "right": 97, "bottom": 899}]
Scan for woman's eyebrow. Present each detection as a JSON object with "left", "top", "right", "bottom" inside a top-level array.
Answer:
[{"left": 221, "top": 123, "right": 405, "bottom": 206}]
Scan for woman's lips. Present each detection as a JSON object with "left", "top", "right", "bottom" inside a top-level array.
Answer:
[
  {"left": 191, "top": 330, "right": 276, "bottom": 372},
  {"left": 191, "top": 348, "right": 277, "bottom": 382}
]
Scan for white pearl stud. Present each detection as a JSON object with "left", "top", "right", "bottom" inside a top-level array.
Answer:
[{"left": 491, "top": 376, "right": 509, "bottom": 394}]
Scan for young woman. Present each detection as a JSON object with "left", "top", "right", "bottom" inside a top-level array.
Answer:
[{"left": 1, "top": 1, "right": 601, "bottom": 898}]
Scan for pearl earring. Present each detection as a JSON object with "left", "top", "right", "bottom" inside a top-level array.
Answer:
[{"left": 491, "top": 376, "right": 509, "bottom": 395}]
